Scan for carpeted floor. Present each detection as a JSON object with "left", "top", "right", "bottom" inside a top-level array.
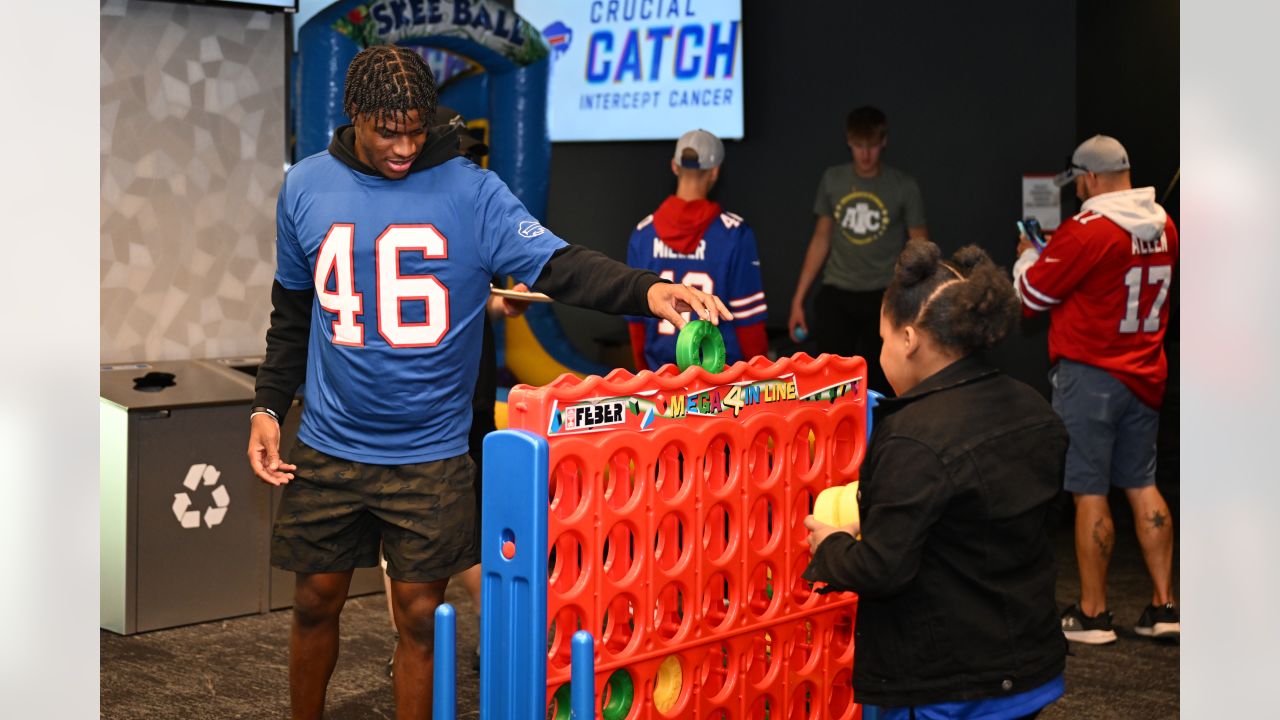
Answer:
[{"left": 101, "top": 506, "right": 1178, "bottom": 719}]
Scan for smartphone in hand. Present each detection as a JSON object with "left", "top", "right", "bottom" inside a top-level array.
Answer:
[{"left": 1017, "top": 218, "right": 1048, "bottom": 251}]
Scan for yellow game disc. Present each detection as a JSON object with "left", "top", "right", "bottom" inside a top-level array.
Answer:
[
  {"left": 813, "top": 486, "right": 841, "bottom": 526},
  {"left": 653, "top": 655, "right": 682, "bottom": 713},
  {"left": 838, "top": 481, "right": 860, "bottom": 527}
]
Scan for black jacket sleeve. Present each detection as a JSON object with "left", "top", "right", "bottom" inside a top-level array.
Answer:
[
  {"left": 802, "top": 437, "right": 954, "bottom": 599},
  {"left": 253, "top": 280, "right": 312, "bottom": 421},
  {"left": 533, "top": 245, "right": 664, "bottom": 316}
]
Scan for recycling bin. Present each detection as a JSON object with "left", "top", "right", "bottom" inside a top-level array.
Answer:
[
  {"left": 199, "top": 357, "right": 387, "bottom": 610},
  {"left": 101, "top": 360, "right": 271, "bottom": 634}
]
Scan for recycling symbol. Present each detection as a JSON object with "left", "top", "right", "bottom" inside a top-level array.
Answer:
[{"left": 172, "top": 463, "right": 230, "bottom": 529}]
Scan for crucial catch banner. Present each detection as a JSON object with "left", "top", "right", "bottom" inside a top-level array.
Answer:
[{"left": 515, "top": 0, "right": 744, "bottom": 141}]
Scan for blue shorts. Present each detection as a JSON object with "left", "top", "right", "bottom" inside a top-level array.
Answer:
[{"left": 1050, "top": 359, "right": 1158, "bottom": 496}]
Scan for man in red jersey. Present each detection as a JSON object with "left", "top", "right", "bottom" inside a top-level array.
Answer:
[{"left": 1013, "top": 135, "right": 1180, "bottom": 645}]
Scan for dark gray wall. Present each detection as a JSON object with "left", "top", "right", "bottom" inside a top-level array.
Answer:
[{"left": 541, "top": 0, "right": 1077, "bottom": 393}]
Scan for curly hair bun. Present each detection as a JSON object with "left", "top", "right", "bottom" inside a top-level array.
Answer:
[
  {"left": 894, "top": 239, "right": 943, "bottom": 289},
  {"left": 931, "top": 245, "right": 1020, "bottom": 352}
]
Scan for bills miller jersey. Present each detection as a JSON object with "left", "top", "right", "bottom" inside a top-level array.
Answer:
[
  {"left": 275, "top": 153, "right": 566, "bottom": 464},
  {"left": 626, "top": 211, "right": 767, "bottom": 369},
  {"left": 1015, "top": 188, "right": 1179, "bottom": 409}
]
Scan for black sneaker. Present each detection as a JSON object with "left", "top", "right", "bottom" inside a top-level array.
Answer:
[
  {"left": 1135, "top": 603, "right": 1180, "bottom": 639},
  {"left": 1061, "top": 604, "right": 1117, "bottom": 644}
]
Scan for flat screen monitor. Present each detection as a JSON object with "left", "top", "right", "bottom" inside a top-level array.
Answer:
[
  {"left": 168, "top": 0, "right": 297, "bottom": 11},
  {"left": 515, "top": 0, "right": 744, "bottom": 141}
]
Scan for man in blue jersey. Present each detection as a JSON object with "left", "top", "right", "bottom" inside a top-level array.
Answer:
[
  {"left": 245, "top": 46, "right": 731, "bottom": 720},
  {"left": 626, "top": 129, "right": 768, "bottom": 370}
]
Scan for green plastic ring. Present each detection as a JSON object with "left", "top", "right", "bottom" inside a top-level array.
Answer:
[
  {"left": 549, "top": 683, "right": 572, "bottom": 720},
  {"left": 675, "top": 319, "right": 727, "bottom": 373},
  {"left": 601, "top": 669, "right": 635, "bottom": 720}
]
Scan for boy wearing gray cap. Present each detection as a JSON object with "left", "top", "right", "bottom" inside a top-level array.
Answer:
[{"left": 1013, "top": 134, "right": 1181, "bottom": 644}]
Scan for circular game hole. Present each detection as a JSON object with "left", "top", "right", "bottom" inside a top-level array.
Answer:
[
  {"left": 744, "top": 631, "right": 776, "bottom": 686},
  {"left": 701, "top": 435, "right": 735, "bottom": 495},
  {"left": 788, "top": 620, "right": 821, "bottom": 674},
  {"left": 746, "top": 430, "right": 778, "bottom": 486},
  {"left": 603, "top": 449, "right": 641, "bottom": 512},
  {"left": 790, "top": 549, "right": 815, "bottom": 605},
  {"left": 789, "top": 681, "right": 819, "bottom": 720},
  {"left": 697, "top": 642, "right": 735, "bottom": 702},
  {"left": 654, "top": 512, "right": 689, "bottom": 574},
  {"left": 829, "top": 668, "right": 854, "bottom": 718},
  {"left": 601, "top": 593, "right": 640, "bottom": 656},
  {"left": 700, "top": 571, "right": 735, "bottom": 631},
  {"left": 791, "top": 422, "right": 820, "bottom": 478},
  {"left": 548, "top": 531, "right": 588, "bottom": 596},
  {"left": 746, "top": 562, "right": 779, "bottom": 618},
  {"left": 700, "top": 503, "right": 735, "bottom": 565},
  {"left": 747, "top": 495, "right": 778, "bottom": 553},
  {"left": 653, "top": 581, "right": 690, "bottom": 642},
  {"left": 831, "top": 416, "right": 861, "bottom": 475},
  {"left": 654, "top": 443, "right": 691, "bottom": 503},
  {"left": 830, "top": 613, "right": 854, "bottom": 660},
  {"left": 602, "top": 522, "right": 640, "bottom": 584},
  {"left": 546, "top": 605, "right": 585, "bottom": 671},
  {"left": 748, "top": 694, "right": 777, "bottom": 718},
  {"left": 791, "top": 487, "right": 816, "bottom": 538},
  {"left": 549, "top": 457, "right": 587, "bottom": 521}
]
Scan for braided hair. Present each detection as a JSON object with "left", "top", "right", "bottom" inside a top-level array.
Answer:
[
  {"left": 343, "top": 45, "right": 438, "bottom": 127},
  {"left": 882, "top": 239, "right": 1020, "bottom": 355}
]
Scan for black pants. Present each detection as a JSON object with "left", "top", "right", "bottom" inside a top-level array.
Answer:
[{"left": 813, "top": 284, "right": 889, "bottom": 394}]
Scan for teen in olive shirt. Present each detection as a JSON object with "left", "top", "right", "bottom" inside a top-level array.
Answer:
[{"left": 789, "top": 106, "right": 927, "bottom": 393}]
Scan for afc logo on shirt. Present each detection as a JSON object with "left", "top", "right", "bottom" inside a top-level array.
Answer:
[{"left": 834, "top": 191, "right": 891, "bottom": 245}]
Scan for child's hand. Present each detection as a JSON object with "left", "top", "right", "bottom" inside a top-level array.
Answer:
[{"left": 804, "top": 515, "right": 859, "bottom": 553}]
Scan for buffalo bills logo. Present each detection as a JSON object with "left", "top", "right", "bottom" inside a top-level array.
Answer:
[
  {"left": 542, "top": 21, "right": 572, "bottom": 60},
  {"left": 518, "top": 220, "right": 547, "bottom": 238}
]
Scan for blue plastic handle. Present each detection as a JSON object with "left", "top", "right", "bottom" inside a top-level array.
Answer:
[{"left": 433, "top": 602, "right": 456, "bottom": 720}]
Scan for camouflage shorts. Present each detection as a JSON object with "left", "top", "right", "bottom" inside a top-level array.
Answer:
[{"left": 270, "top": 442, "right": 479, "bottom": 582}]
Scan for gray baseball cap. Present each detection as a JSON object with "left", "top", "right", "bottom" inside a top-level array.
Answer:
[
  {"left": 1054, "top": 134, "right": 1131, "bottom": 187},
  {"left": 674, "top": 129, "right": 724, "bottom": 169}
]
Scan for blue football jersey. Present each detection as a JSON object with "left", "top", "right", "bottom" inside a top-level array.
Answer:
[
  {"left": 275, "top": 154, "right": 567, "bottom": 464},
  {"left": 626, "top": 211, "right": 767, "bottom": 369}
]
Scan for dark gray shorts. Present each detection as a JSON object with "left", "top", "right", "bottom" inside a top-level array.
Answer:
[
  {"left": 270, "top": 442, "right": 478, "bottom": 582},
  {"left": 1050, "top": 359, "right": 1158, "bottom": 496}
]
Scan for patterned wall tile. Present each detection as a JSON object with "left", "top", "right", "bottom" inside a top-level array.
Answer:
[{"left": 101, "top": 0, "right": 285, "bottom": 363}]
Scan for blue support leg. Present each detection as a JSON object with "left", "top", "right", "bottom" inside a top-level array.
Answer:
[
  {"left": 433, "top": 602, "right": 456, "bottom": 720},
  {"left": 480, "top": 430, "right": 550, "bottom": 720},
  {"left": 570, "top": 630, "right": 595, "bottom": 719}
]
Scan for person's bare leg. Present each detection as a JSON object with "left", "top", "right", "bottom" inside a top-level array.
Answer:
[
  {"left": 456, "top": 564, "right": 481, "bottom": 611},
  {"left": 383, "top": 568, "right": 398, "bottom": 630},
  {"left": 289, "top": 570, "right": 354, "bottom": 720},
  {"left": 390, "top": 577, "right": 450, "bottom": 720},
  {"left": 1125, "top": 485, "right": 1175, "bottom": 606},
  {"left": 1074, "top": 494, "right": 1113, "bottom": 616}
]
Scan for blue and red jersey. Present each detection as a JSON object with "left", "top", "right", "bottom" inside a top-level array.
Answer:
[{"left": 626, "top": 208, "right": 767, "bottom": 369}]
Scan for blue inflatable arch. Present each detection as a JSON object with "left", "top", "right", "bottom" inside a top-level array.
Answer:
[{"left": 295, "top": 0, "right": 551, "bottom": 218}]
